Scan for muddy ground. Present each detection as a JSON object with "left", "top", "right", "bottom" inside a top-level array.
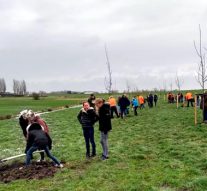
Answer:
[{"left": 0, "top": 161, "right": 59, "bottom": 183}]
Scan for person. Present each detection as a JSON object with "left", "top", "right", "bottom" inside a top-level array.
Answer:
[
  {"left": 131, "top": 96, "right": 139, "bottom": 116},
  {"left": 19, "top": 110, "right": 29, "bottom": 138},
  {"left": 77, "top": 102, "right": 98, "bottom": 158},
  {"left": 108, "top": 96, "right": 119, "bottom": 118},
  {"left": 138, "top": 95, "right": 145, "bottom": 109},
  {"left": 118, "top": 95, "right": 130, "bottom": 119},
  {"left": 186, "top": 92, "right": 194, "bottom": 107},
  {"left": 148, "top": 94, "right": 154, "bottom": 108},
  {"left": 26, "top": 110, "right": 50, "bottom": 162},
  {"left": 25, "top": 123, "right": 63, "bottom": 168},
  {"left": 200, "top": 93, "right": 207, "bottom": 123},
  {"left": 95, "top": 98, "right": 112, "bottom": 160},
  {"left": 154, "top": 94, "right": 158, "bottom": 107},
  {"left": 88, "top": 94, "right": 96, "bottom": 108}
]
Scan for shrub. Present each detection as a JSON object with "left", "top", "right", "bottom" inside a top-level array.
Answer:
[{"left": 32, "top": 93, "right": 40, "bottom": 100}]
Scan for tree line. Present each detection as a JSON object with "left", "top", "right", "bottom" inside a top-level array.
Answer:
[{"left": 0, "top": 78, "right": 27, "bottom": 95}]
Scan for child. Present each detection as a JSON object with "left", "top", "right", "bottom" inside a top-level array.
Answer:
[
  {"left": 131, "top": 97, "right": 139, "bottom": 116},
  {"left": 25, "top": 123, "right": 63, "bottom": 168},
  {"left": 95, "top": 98, "right": 112, "bottom": 160},
  {"left": 77, "top": 102, "right": 98, "bottom": 158}
]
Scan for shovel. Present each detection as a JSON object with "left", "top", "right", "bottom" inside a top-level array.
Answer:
[{"left": 0, "top": 150, "right": 44, "bottom": 164}]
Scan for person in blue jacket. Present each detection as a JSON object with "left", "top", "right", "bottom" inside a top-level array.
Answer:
[{"left": 131, "top": 96, "right": 139, "bottom": 116}]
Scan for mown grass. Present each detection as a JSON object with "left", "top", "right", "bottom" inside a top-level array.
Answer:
[{"left": 0, "top": 97, "right": 207, "bottom": 191}]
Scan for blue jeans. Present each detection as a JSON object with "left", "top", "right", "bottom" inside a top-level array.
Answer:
[
  {"left": 26, "top": 145, "right": 60, "bottom": 166},
  {"left": 83, "top": 127, "right": 96, "bottom": 156},
  {"left": 100, "top": 132, "right": 108, "bottom": 157}
]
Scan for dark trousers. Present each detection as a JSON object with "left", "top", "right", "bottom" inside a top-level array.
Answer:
[
  {"left": 154, "top": 101, "right": 157, "bottom": 107},
  {"left": 83, "top": 127, "right": 96, "bottom": 156},
  {"left": 133, "top": 106, "right": 138, "bottom": 116},
  {"left": 204, "top": 109, "right": 207, "bottom": 121},
  {"left": 26, "top": 145, "right": 60, "bottom": 166},
  {"left": 120, "top": 107, "right": 127, "bottom": 118},
  {"left": 187, "top": 99, "right": 194, "bottom": 107},
  {"left": 110, "top": 106, "right": 119, "bottom": 118}
]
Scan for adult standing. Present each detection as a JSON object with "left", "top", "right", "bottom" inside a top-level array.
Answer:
[
  {"left": 77, "top": 102, "right": 98, "bottom": 158},
  {"left": 186, "top": 92, "right": 194, "bottom": 107},
  {"left": 131, "top": 96, "right": 139, "bottom": 116},
  {"left": 108, "top": 96, "right": 119, "bottom": 118},
  {"left": 118, "top": 95, "right": 130, "bottom": 119},
  {"left": 154, "top": 94, "right": 158, "bottom": 107},
  {"left": 95, "top": 98, "right": 112, "bottom": 160},
  {"left": 138, "top": 95, "right": 145, "bottom": 109}
]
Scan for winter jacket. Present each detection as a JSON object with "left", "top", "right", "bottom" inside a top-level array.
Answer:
[
  {"left": 19, "top": 116, "right": 29, "bottom": 138},
  {"left": 108, "top": 98, "right": 117, "bottom": 107},
  {"left": 26, "top": 123, "right": 52, "bottom": 152},
  {"left": 118, "top": 96, "right": 130, "bottom": 109},
  {"left": 154, "top": 95, "right": 158, "bottom": 102},
  {"left": 186, "top": 92, "right": 193, "bottom": 100},
  {"left": 131, "top": 98, "right": 139, "bottom": 107},
  {"left": 138, "top": 96, "right": 145, "bottom": 105},
  {"left": 98, "top": 103, "right": 112, "bottom": 133},
  {"left": 200, "top": 95, "right": 207, "bottom": 110},
  {"left": 77, "top": 108, "right": 98, "bottom": 129},
  {"left": 34, "top": 116, "right": 49, "bottom": 134}
]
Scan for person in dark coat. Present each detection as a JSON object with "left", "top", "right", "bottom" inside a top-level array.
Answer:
[
  {"left": 25, "top": 123, "right": 63, "bottom": 167},
  {"left": 154, "top": 94, "right": 158, "bottom": 107},
  {"left": 88, "top": 94, "right": 96, "bottom": 108},
  {"left": 95, "top": 98, "right": 112, "bottom": 160},
  {"left": 148, "top": 94, "right": 154, "bottom": 108},
  {"left": 19, "top": 110, "right": 29, "bottom": 138},
  {"left": 77, "top": 102, "right": 98, "bottom": 158},
  {"left": 200, "top": 93, "right": 207, "bottom": 123},
  {"left": 118, "top": 95, "right": 130, "bottom": 119}
]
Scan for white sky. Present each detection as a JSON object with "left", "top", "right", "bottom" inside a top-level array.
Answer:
[{"left": 1, "top": 0, "right": 207, "bottom": 92}]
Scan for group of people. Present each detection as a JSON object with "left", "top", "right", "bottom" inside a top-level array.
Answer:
[
  {"left": 19, "top": 110, "right": 63, "bottom": 168},
  {"left": 108, "top": 94, "right": 158, "bottom": 118},
  {"left": 77, "top": 94, "right": 159, "bottom": 160},
  {"left": 167, "top": 92, "right": 194, "bottom": 107}
]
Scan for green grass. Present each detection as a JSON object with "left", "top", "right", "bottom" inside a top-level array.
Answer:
[
  {"left": 0, "top": 96, "right": 85, "bottom": 116},
  {"left": 0, "top": 97, "right": 207, "bottom": 191}
]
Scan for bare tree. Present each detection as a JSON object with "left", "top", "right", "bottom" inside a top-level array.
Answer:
[
  {"left": 13, "top": 79, "right": 27, "bottom": 95},
  {"left": 194, "top": 25, "right": 207, "bottom": 93},
  {"left": 175, "top": 72, "right": 184, "bottom": 92},
  {"left": 169, "top": 82, "right": 173, "bottom": 92},
  {"left": 104, "top": 45, "right": 113, "bottom": 93},
  {"left": 126, "top": 80, "right": 131, "bottom": 93},
  {"left": 0, "top": 78, "right": 6, "bottom": 93}
]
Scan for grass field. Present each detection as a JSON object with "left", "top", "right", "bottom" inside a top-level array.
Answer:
[
  {"left": 1, "top": 95, "right": 207, "bottom": 191},
  {"left": 0, "top": 96, "right": 86, "bottom": 116}
]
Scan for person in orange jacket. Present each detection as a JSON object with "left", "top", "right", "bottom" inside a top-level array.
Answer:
[
  {"left": 108, "top": 96, "right": 119, "bottom": 118},
  {"left": 185, "top": 92, "right": 194, "bottom": 107},
  {"left": 138, "top": 95, "right": 145, "bottom": 109}
]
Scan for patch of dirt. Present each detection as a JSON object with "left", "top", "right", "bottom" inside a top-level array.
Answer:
[{"left": 0, "top": 161, "right": 58, "bottom": 183}]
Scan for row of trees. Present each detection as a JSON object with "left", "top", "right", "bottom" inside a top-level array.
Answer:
[
  {"left": 0, "top": 78, "right": 27, "bottom": 95},
  {"left": 0, "top": 78, "right": 6, "bottom": 93},
  {"left": 13, "top": 80, "right": 27, "bottom": 95}
]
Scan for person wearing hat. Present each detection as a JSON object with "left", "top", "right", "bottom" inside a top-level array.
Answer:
[{"left": 25, "top": 122, "right": 63, "bottom": 168}]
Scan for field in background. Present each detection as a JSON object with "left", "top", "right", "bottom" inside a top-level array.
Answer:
[{"left": 0, "top": 94, "right": 207, "bottom": 190}]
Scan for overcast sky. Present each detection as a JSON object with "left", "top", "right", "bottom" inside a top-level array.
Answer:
[{"left": 1, "top": 0, "right": 207, "bottom": 92}]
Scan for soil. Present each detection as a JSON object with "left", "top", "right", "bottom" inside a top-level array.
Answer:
[{"left": 0, "top": 161, "right": 58, "bottom": 183}]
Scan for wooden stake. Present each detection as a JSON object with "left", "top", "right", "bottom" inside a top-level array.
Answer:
[{"left": 194, "top": 95, "right": 197, "bottom": 126}]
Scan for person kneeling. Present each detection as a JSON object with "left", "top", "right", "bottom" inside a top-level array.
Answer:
[{"left": 25, "top": 123, "right": 63, "bottom": 168}]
